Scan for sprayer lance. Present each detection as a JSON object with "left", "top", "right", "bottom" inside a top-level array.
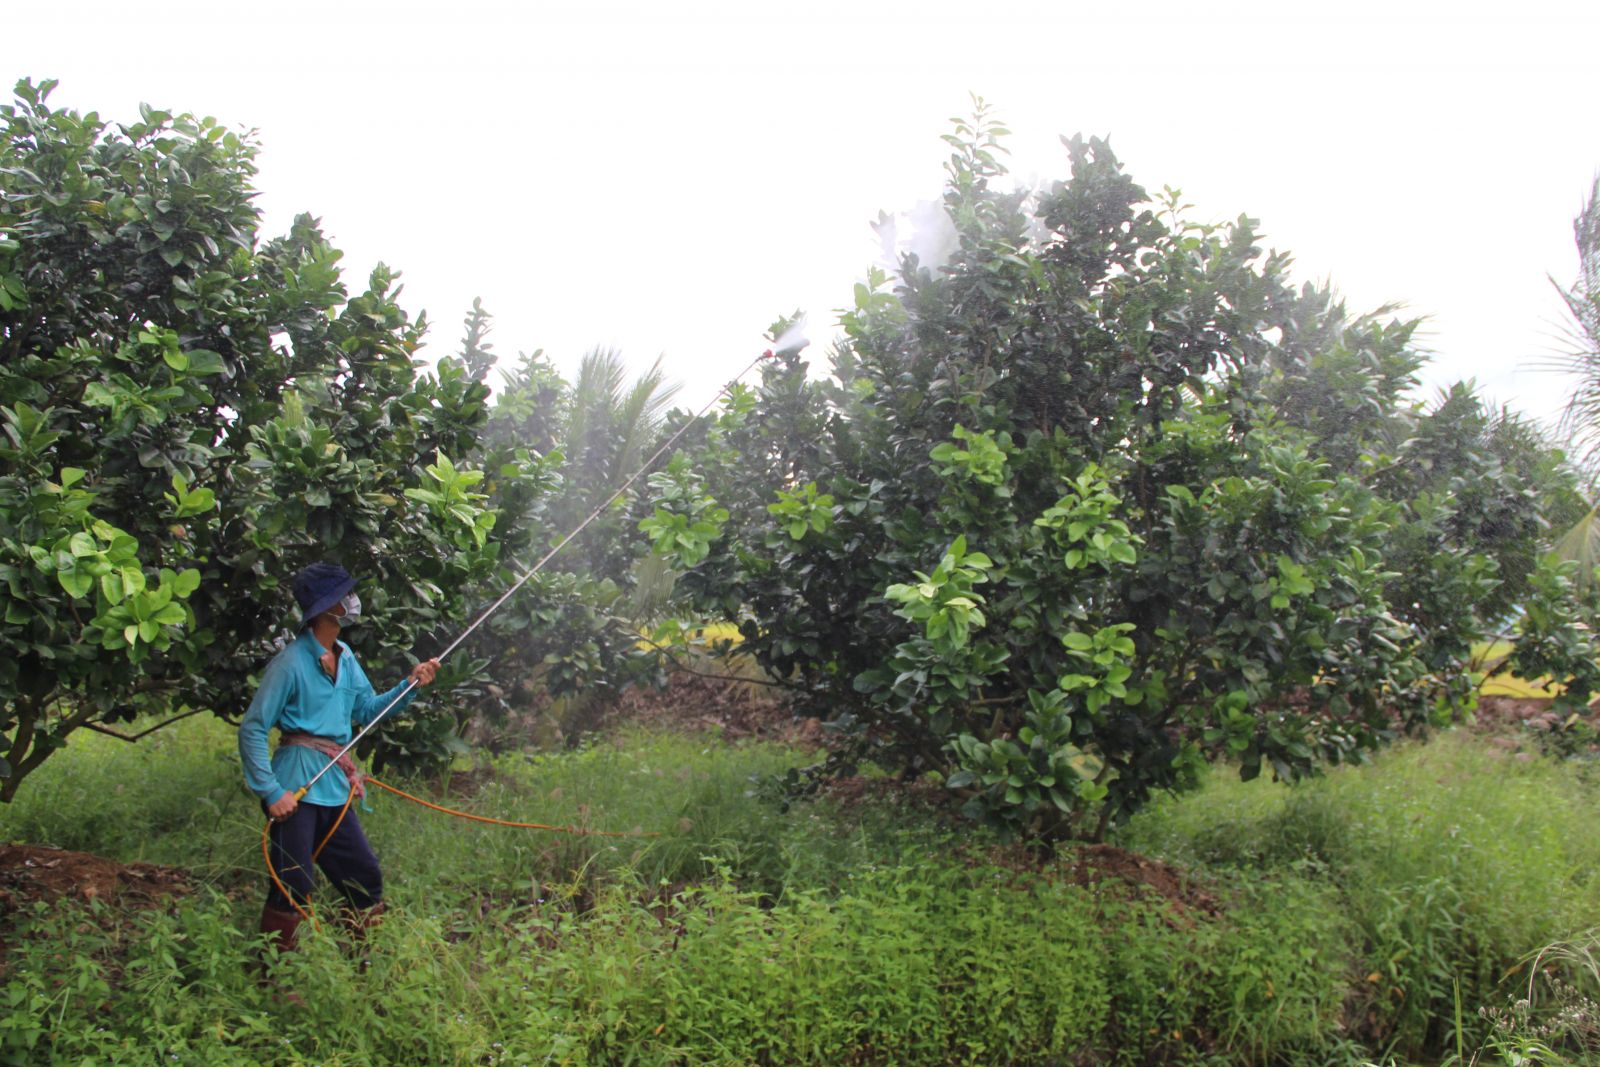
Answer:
[{"left": 293, "top": 346, "right": 781, "bottom": 800}]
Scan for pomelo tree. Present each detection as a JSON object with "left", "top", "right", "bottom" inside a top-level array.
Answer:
[
  {"left": 646, "top": 103, "right": 1584, "bottom": 839},
  {"left": 0, "top": 80, "right": 533, "bottom": 799}
]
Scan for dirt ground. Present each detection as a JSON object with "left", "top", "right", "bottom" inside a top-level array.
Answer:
[
  {"left": 1471, "top": 693, "right": 1558, "bottom": 730},
  {"left": 1061, "top": 842, "right": 1224, "bottom": 920},
  {"left": 0, "top": 843, "right": 190, "bottom": 918},
  {"left": 608, "top": 670, "right": 821, "bottom": 744}
]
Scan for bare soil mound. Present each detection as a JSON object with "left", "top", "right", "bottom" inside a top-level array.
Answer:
[
  {"left": 0, "top": 843, "right": 190, "bottom": 916},
  {"left": 1061, "top": 842, "right": 1224, "bottom": 921},
  {"left": 1472, "top": 694, "right": 1557, "bottom": 731},
  {"left": 610, "top": 672, "right": 819, "bottom": 743}
]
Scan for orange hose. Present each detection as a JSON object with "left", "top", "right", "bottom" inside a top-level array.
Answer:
[
  {"left": 259, "top": 787, "right": 356, "bottom": 929},
  {"left": 365, "top": 776, "right": 654, "bottom": 838},
  {"left": 259, "top": 778, "right": 652, "bottom": 918},
  {"left": 313, "top": 790, "right": 355, "bottom": 862},
  {"left": 261, "top": 818, "right": 318, "bottom": 929}
]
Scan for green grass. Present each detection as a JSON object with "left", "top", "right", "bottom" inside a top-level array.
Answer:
[
  {"left": 6, "top": 718, "right": 1600, "bottom": 1064},
  {"left": 0, "top": 717, "right": 920, "bottom": 902},
  {"left": 1117, "top": 731, "right": 1600, "bottom": 1061}
]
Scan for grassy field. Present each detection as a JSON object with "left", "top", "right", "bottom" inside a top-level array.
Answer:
[{"left": 3, "top": 716, "right": 1599, "bottom": 1065}]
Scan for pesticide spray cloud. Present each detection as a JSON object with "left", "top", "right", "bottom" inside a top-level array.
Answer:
[
  {"left": 770, "top": 315, "right": 810, "bottom": 357},
  {"left": 872, "top": 200, "right": 959, "bottom": 275}
]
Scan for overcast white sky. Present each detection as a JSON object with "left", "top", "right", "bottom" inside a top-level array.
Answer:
[{"left": 9, "top": 0, "right": 1598, "bottom": 431}]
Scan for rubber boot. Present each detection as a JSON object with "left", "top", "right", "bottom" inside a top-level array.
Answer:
[
  {"left": 258, "top": 904, "right": 303, "bottom": 954},
  {"left": 256, "top": 904, "right": 308, "bottom": 1006}
]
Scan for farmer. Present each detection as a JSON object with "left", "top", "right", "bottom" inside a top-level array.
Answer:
[{"left": 238, "top": 561, "right": 440, "bottom": 953}]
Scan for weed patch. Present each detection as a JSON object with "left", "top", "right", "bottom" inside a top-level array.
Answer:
[{"left": 6, "top": 719, "right": 1599, "bottom": 1064}]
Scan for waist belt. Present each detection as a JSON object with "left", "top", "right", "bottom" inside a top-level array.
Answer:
[{"left": 278, "top": 732, "right": 366, "bottom": 799}]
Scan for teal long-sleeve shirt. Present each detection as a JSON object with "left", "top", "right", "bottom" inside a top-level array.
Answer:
[{"left": 238, "top": 629, "right": 420, "bottom": 807}]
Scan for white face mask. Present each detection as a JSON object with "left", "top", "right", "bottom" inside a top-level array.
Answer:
[{"left": 334, "top": 592, "right": 362, "bottom": 628}]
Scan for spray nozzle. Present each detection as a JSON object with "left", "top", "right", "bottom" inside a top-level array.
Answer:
[{"left": 761, "top": 348, "right": 776, "bottom": 360}]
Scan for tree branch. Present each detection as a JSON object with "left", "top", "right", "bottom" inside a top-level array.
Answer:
[
  {"left": 82, "top": 706, "right": 209, "bottom": 742},
  {"left": 637, "top": 635, "right": 806, "bottom": 693},
  {"left": 3, "top": 697, "right": 99, "bottom": 802}
]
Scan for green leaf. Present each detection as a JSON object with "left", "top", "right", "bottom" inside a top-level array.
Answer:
[
  {"left": 121, "top": 567, "right": 146, "bottom": 597},
  {"left": 146, "top": 581, "right": 174, "bottom": 610},
  {"left": 184, "top": 348, "right": 225, "bottom": 375},
  {"left": 58, "top": 568, "right": 93, "bottom": 599},
  {"left": 152, "top": 603, "right": 186, "bottom": 625}
]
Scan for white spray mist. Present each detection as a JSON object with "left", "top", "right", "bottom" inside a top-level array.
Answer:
[{"left": 770, "top": 314, "right": 810, "bottom": 357}]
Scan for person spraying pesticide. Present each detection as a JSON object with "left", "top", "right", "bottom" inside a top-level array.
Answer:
[
  {"left": 238, "top": 561, "right": 440, "bottom": 954},
  {"left": 235, "top": 335, "right": 799, "bottom": 961}
]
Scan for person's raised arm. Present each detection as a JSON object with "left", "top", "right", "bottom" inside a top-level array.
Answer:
[{"left": 349, "top": 654, "right": 440, "bottom": 726}]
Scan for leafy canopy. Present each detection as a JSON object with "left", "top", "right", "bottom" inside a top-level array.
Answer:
[
  {"left": 0, "top": 79, "right": 533, "bottom": 798},
  {"left": 649, "top": 100, "right": 1582, "bottom": 840}
]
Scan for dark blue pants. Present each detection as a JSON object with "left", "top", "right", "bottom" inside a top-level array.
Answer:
[{"left": 264, "top": 801, "right": 383, "bottom": 912}]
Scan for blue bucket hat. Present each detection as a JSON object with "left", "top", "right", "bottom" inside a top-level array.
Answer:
[{"left": 291, "top": 561, "right": 358, "bottom": 630}]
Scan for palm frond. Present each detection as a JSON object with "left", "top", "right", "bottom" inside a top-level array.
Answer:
[
  {"left": 1554, "top": 501, "right": 1600, "bottom": 593},
  {"left": 611, "top": 356, "right": 680, "bottom": 480},
  {"left": 1551, "top": 175, "right": 1600, "bottom": 467},
  {"left": 628, "top": 553, "right": 679, "bottom": 620},
  {"left": 562, "top": 347, "right": 628, "bottom": 494}
]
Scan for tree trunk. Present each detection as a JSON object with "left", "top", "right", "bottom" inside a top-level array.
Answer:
[
  {"left": 3, "top": 690, "right": 96, "bottom": 803},
  {"left": 1, "top": 694, "right": 39, "bottom": 804}
]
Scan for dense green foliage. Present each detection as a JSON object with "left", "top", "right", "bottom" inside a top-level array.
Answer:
[
  {"left": 5, "top": 719, "right": 1600, "bottom": 1065},
  {"left": 647, "top": 103, "right": 1589, "bottom": 839},
  {"left": 397, "top": 306, "right": 677, "bottom": 757},
  {"left": 6, "top": 70, "right": 1600, "bottom": 1067},
  {"left": 0, "top": 80, "right": 679, "bottom": 797},
  {"left": 0, "top": 79, "right": 529, "bottom": 797}
]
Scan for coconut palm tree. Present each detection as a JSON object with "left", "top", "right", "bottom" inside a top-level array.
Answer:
[
  {"left": 1552, "top": 177, "right": 1600, "bottom": 591},
  {"left": 549, "top": 347, "right": 680, "bottom": 575},
  {"left": 479, "top": 337, "right": 681, "bottom": 577},
  {"left": 1556, "top": 178, "right": 1600, "bottom": 457}
]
